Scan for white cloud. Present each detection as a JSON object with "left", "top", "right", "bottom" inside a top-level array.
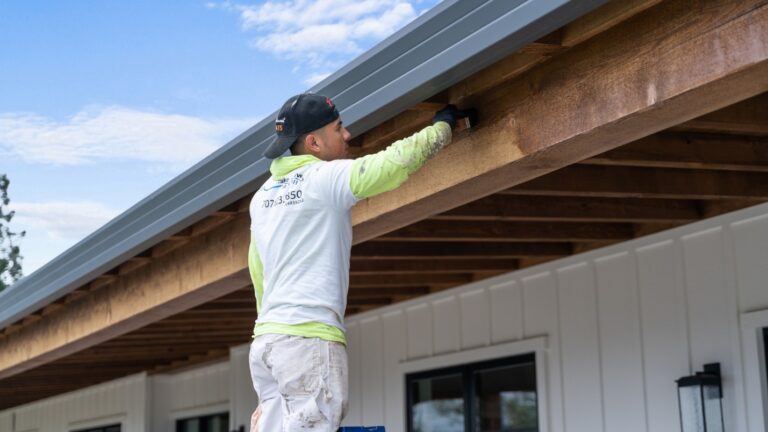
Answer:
[
  {"left": 0, "top": 106, "right": 255, "bottom": 166},
  {"left": 303, "top": 72, "right": 333, "bottom": 87},
  {"left": 13, "top": 201, "right": 120, "bottom": 241},
  {"left": 212, "top": 0, "right": 424, "bottom": 77}
]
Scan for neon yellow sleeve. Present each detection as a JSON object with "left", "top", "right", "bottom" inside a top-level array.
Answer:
[
  {"left": 349, "top": 121, "right": 452, "bottom": 199},
  {"left": 247, "top": 234, "right": 264, "bottom": 313}
]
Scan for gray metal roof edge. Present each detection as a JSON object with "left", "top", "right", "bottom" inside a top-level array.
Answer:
[{"left": 0, "top": 0, "right": 608, "bottom": 329}]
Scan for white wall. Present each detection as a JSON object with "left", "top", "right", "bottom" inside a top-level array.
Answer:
[
  {"left": 343, "top": 202, "right": 768, "bottom": 432},
  {"left": 0, "top": 413, "right": 10, "bottom": 432},
  {"left": 150, "top": 361, "right": 231, "bottom": 432},
  {"left": 0, "top": 352, "right": 256, "bottom": 432},
  {"left": 0, "top": 374, "right": 148, "bottom": 432}
]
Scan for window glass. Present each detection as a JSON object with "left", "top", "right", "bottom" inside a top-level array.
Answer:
[
  {"left": 72, "top": 425, "right": 121, "bottom": 432},
  {"left": 763, "top": 328, "right": 768, "bottom": 404},
  {"left": 410, "top": 373, "right": 465, "bottom": 432},
  {"left": 474, "top": 362, "right": 537, "bottom": 432},
  {"left": 208, "top": 414, "right": 228, "bottom": 432},
  {"left": 407, "top": 353, "right": 537, "bottom": 432},
  {"left": 176, "top": 413, "right": 229, "bottom": 432}
]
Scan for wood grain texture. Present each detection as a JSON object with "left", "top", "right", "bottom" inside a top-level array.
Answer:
[{"left": 351, "top": 0, "right": 768, "bottom": 243}]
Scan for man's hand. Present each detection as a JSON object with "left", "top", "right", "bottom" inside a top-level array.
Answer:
[
  {"left": 432, "top": 105, "right": 461, "bottom": 128},
  {"left": 432, "top": 105, "right": 478, "bottom": 129}
]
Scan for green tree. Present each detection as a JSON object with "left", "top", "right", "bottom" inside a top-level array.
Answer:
[{"left": 0, "top": 174, "right": 25, "bottom": 292}]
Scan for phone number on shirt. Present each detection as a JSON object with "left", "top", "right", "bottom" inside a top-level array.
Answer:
[{"left": 263, "top": 190, "right": 303, "bottom": 208}]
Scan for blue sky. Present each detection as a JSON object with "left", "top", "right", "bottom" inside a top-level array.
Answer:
[{"left": 0, "top": 0, "right": 439, "bottom": 276}]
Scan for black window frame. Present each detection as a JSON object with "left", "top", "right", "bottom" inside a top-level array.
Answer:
[
  {"left": 175, "top": 411, "right": 230, "bottom": 432},
  {"left": 71, "top": 424, "right": 121, "bottom": 432},
  {"left": 763, "top": 328, "right": 768, "bottom": 390},
  {"left": 406, "top": 352, "right": 538, "bottom": 432}
]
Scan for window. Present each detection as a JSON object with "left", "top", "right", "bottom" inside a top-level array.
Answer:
[
  {"left": 764, "top": 328, "right": 768, "bottom": 390},
  {"left": 72, "top": 425, "right": 120, "bottom": 432},
  {"left": 407, "top": 353, "right": 537, "bottom": 432},
  {"left": 741, "top": 310, "right": 768, "bottom": 429},
  {"left": 176, "top": 412, "right": 229, "bottom": 432}
]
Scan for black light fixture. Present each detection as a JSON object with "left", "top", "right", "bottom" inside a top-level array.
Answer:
[{"left": 676, "top": 363, "right": 724, "bottom": 432}]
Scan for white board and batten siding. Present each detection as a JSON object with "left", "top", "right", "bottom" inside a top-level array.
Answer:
[
  {"left": 343, "top": 202, "right": 768, "bottom": 432},
  {"left": 150, "top": 360, "right": 231, "bottom": 432},
  {"left": 0, "top": 374, "right": 148, "bottom": 432},
  {"left": 0, "top": 348, "right": 257, "bottom": 432}
]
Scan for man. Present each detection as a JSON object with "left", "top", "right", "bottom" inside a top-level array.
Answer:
[{"left": 248, "top": 93, "right": 464, "bottom": 431}]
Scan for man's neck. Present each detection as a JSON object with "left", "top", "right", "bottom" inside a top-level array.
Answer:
[{"left": 269, "top": 154, "right": 321, "bottom": 178}]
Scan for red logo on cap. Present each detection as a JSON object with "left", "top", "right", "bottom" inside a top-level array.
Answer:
[{"left": 325, "top": 97, "right": 334, "bottom": 108}]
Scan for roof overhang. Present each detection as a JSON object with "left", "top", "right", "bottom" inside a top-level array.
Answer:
[
  {"left": 0, "top": 0, "right": 608, "bottom": 330},
  {"left": 2, "top": 0, "right": 768, "bottom": 410}
]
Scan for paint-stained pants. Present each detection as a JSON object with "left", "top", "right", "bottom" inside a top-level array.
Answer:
[{"left": 249, "top": 334, "right": 348, "bottom": 432}]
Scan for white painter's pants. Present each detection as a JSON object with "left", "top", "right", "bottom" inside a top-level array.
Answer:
[{"left": 249, "top": 334, "right": 348, "bottom": 432}]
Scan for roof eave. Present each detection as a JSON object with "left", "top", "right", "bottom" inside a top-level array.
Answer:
[{"left": 0, "top": 0, "right": 608, "bottom": 329}]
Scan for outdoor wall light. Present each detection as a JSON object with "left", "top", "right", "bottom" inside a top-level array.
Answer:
[{"left": 676, "top": 363, "right": 724, "bottom": 432}]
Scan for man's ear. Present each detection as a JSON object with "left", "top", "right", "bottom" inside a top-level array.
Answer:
[{"left": 305, "top": 133, "right": 321, "bottom": 153}]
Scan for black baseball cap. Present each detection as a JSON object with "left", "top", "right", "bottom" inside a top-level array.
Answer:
[{"left": 264, "top": 93, "right": 340, "bottom": 159}]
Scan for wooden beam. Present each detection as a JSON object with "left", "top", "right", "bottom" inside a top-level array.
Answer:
[
  {"left": 100, "top": 331, "right": 244, "bottom": 341},
  {"left": 350, "top": 259, "right": 519, "bottom": 274},
  {"left": 192, "top": 213, "right": 236, "bottom": 236},
  {"left": 701, "top": 199, "right": 763, "bottom": 218},
  {"left": 156, "top": 317, "right": 252, "bottom": 325},
  {"left": 570, "top": 241, "right": 620, "bottom": 255},
  {"left": 167, "top": 228, "right": 193, "bottom": 241},
  {"left": 113, "top": 322, "right": 248, "bottom": 333},
  {"left": 141, "top": 321, "right": 252, "bottom": 330},
  {"left": 360, "top": 109, "right": 433, "bottom": 150},
  {"left": 348, "top": 286, "right": 431, "bottom": 297},
  {"left": 408, "top": 102, "right": 445, "bottom": 112},
  {"left": 347, "top": 298, "right": 393, "bottom": 306},
  {"left": 62, "top": 290, "right": 88, "bottom": 304},
  {"left": 379, "top": 220, "right": 633, "bottom": 242},
  {"left": 88, "top": 273, "right": 118, "bottom": 291},
  {"left": 344, "top": 307, "right": 362, "bottom": 316},
  {"left": 633, "top": 223, "right": 681, "bottom": 238},
  {"left": 584, "top": 133, "right": 768, "bottom": 171},
  {"left": 0, "top": 214, "right": 252, "bottom": 380},
  {"left": 672, "top": 93, "right": 768, "bottom": 136},
  {"left": 506, "top": 165, "right": 768, "bottom": 200},
  {"left": 352, "top": 242, "right": 571, "bottom": 259},
  {"left": 349, "top": 273, "right": 472, "bottom": 287},
  {"left": 434, "top": 195, "right": 700, "bottom": 223},
  {"left": 119, "top": 256, "right": 153, "bottom": 276},
  {"left": 21, "top": 315, "right": 41, "bottom": 326},
  {"left": 449, "top": 0, "right": 663, "bottom": 105},
  {"left": 363, "top": 7, "right": 654, "bottom": 157},
  {"left": 517, "top": 30, "right": 563, "bottom": 55},
  {"left": 94, "top": 337, "right": 247, "bottom": 347},
  {"left": 351, "top": 0, "right": 768, "bottom": 243},
  {"left": 41, "top": 303, "right": 64, "bottom": 315},
  {"left": 151, "top": 237, "right": 189, "bottom": 258},
  {"left": 447, "top": 52, "right": 552, "bottom": 107},
  {"left": 561, "top": 0, "right": 663, "bottom": 46}
]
